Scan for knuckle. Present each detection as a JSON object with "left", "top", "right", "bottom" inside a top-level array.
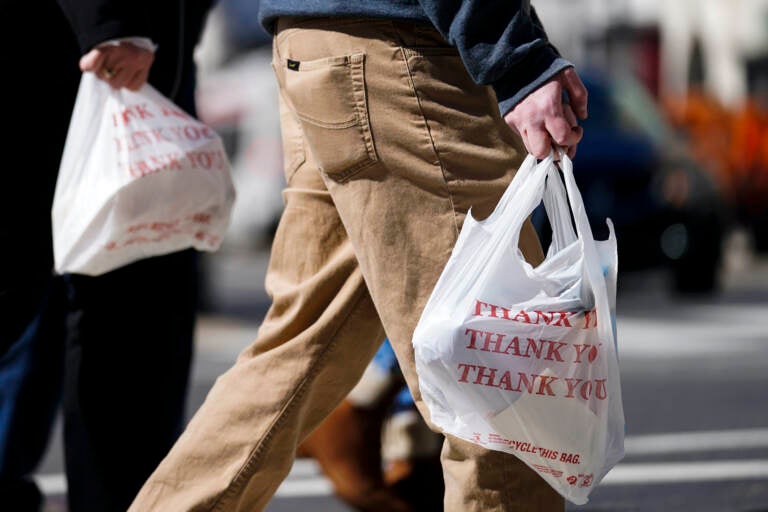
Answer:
[{"left": 534, "top": 138, "right": 550, "bottom": 152}]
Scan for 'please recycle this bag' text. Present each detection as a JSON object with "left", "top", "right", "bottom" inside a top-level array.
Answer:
[{"left": 412, "top": 153, "right": 625, "bottom": 505}]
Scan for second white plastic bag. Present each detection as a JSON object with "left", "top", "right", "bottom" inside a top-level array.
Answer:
[
  {"left": 412, "top": 154, "right": 625, "bottom": 505},
  {"left": 53, "top": 73, "right": 236, "bottom": 276}
]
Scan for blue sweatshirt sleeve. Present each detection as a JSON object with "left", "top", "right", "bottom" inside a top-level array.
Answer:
[{"left": 415, "top": 0, "right": 572, "bottom": 115}]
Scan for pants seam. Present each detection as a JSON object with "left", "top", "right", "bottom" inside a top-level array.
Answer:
[
  {"left": 398, "top": 46, "right": 460, "bottom": 237},
  {"left": 210, "top": 283, "right": 370, "bottom": 511}
]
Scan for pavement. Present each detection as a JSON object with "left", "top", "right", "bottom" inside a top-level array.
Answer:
[{"left": 37, "top": 229, "right": 768, "bottom": 511}]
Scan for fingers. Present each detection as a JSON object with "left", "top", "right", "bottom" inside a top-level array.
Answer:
[
  {"left": 563, "top": 102, "right": 578, "bottom": 128},
  {"left": 505, "top": 68, "right": 588, "bottom": 160},
  {"left": 561, "top": 67, "right": 588, "bottom": 119},
  {"left": 524, "top": 127, "right": 552, "bottom": 160},
  {"left": 83, "top": 43, "right": 154, "bottom": 90},
  {"left": 545, "top": 112, "right": 583, "bottom": 147},
  {"left": 507, "top": 104, "right": 582, "bottom": 160},
  {"left": 566, "top": 143, "right": 578, "bottom": 160},
  {"left": 79, "top": 48, "right": 105, "bottom": 73},
  {"left": 544, "top": 115, "right": 571, "bottom": 147},
  {"left": 561, "top": 103, "right": 583, "bottom": 159},
  {"left": 106, "top": 67, "right": 132, "bottom": 89},
  {"left": 125, "top": 67, "right": 150, "bottom": 91},
  {"left": 511, "top": 117, "right": 582, "bottom": 159}
]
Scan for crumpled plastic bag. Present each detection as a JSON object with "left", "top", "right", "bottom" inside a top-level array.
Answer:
[{"left": 53, "top": 72, "right": 235, "bottom": 275}]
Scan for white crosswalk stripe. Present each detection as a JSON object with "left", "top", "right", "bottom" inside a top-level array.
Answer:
[
  {"left": 624, "top": 428, "right": 768, "bottom": 455},
  {"left": 603, "top": 460, "right": 768, "bottom": 485},
  {"left": 36, "top": 428, "right": 768, "bottom": 498},
  {"left": 617, "top": 304, "right": 768, "bottom": 358}
]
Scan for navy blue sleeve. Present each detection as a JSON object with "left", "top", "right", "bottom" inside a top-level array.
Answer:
[{"left": 415, "top": 0, "right": 572, "bottom": 115}]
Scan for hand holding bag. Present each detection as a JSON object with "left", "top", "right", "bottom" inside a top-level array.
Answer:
[
  {"left": 53, "top": 73, "right": 236, "bottom": 276},
  {"left": 412, "top": 153, "right": 625, "bottom": 504}
]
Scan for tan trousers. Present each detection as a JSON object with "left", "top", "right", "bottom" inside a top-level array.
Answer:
[{"left": 130, "top": 17, "right": 563, "bottom": 512}]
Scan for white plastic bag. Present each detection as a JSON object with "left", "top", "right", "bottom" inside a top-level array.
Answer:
[
  {"left": 412, "top": 153, "right": 625, "bottom": 505},
  {"left": 53, "top": 73, "right": 236, "bottom": 276}
]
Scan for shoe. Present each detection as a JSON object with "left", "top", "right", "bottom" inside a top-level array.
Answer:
[{"left": 298, "top": 398, "right": 413, "bottom": 512}]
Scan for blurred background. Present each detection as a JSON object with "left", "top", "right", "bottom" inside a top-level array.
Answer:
[{"left": 40, "top": 1, "right": 768, "bottom": 510}]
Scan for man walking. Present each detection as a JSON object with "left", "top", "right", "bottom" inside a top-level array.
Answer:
[{"left": 132, "top": 2, "right": 586, "bottom": 510}]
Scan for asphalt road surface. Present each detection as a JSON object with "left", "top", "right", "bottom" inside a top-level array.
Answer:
[{"left": 37, "top": 232, "right": 768, "bottom": 511}]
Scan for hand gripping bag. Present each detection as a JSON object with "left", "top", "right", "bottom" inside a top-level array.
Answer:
[
  {"left": 53, "top": 73, "right": 236, "bottom": 276},
  {"left": 412, "top": 153, "right": 625, "bottom": 504}
]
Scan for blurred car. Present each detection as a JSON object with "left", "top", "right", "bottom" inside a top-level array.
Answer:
[{"left": 534, "top": 70, "right": 728, "bottom": 294}]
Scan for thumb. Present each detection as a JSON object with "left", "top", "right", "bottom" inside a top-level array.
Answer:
[
  {"left": 79, "top": 48, "right": 106, "bottom": 72},
  {"left": 561, "top": 68, "right": 588, "bottom": 120}
]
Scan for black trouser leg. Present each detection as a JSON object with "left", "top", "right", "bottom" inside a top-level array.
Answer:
[{"left": 63, "top": 249, "right": 197, "bottom": 512}]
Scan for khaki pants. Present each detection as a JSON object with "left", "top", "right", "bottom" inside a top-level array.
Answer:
[{"left": 130, "top": 17, "right": 563, "bottom": 512}]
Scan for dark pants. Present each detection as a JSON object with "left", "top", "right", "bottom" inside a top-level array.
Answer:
[
  {"left": 63, "top": 250, "right": 197, "bottom": 512},
  {"left": 0, "top": 280, "right": 66, "bottom": 511},
  {"left": 0, "top": 250, "right": 197, "bottom": 512}
]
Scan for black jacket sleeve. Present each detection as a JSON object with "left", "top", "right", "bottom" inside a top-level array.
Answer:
[
  {"left": 55, "top": 0, "right": 213, "bottom": 106},
  {"left": 56, "top": 0, "right": 156, "bottom": 54},
  {"left": 416, "top": 0, "right": 572, "bottom": 114}
]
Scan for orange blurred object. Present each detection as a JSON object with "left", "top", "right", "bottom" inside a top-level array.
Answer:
[{"left": 663, "top": 90, "right": 768, "bottom": 217}]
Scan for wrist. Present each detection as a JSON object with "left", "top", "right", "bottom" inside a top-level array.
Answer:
[{"left": 95, "top": 37, "right": 157, "bottom": 53}]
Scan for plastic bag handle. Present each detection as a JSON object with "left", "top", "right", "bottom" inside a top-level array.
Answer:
[
  {"left": 425, "top": 154, "right": 547, "bottom": 315},
  {"left": 491, "top": 153, "right": 574, "bottom": 257},
  {"left": 494, "top": 152, "right": 614, "bottom": 351},
  {"left": 542, "top": 162, "right": 577, "bottom": 253},
  {"left": 473, "top": 153, "right": 543, "bottom": 229},
  {"left": 558, "top": 155, "right": 614, "bottom": 346},
  {"left": 426, "top": 153, "right": 610, "bottom": 335},
  {"left": 493, "top": 151, "right": 577, "bottom": 255}
]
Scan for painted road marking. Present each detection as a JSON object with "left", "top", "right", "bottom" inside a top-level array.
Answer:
[
  {"left": 36, "top": 428, "right": 768, "bottom": 497},
  {"left": 624, "top": 428, "right": 768, "bottom": 456},
  {"left": 603, "top": 460, "right": 768, "bottom": 485},
  {"left": 617, "top": 304, "right": 768, "bottom": 358},
  {"left": 36, "top": 459, "right": 768, "bottom": 497}
]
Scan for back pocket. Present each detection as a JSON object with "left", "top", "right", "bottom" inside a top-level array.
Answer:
[{"left": 281, "top": 53, "right": 377, "bottom": 182}]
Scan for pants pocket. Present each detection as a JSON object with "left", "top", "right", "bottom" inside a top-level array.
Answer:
[{"left": 280, "top": 53, "right": 378, "bottom": 182}]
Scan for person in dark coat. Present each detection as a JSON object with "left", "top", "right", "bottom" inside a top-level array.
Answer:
[{"left": 0, "top": 1, "right": 212, "bottom": 511}]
